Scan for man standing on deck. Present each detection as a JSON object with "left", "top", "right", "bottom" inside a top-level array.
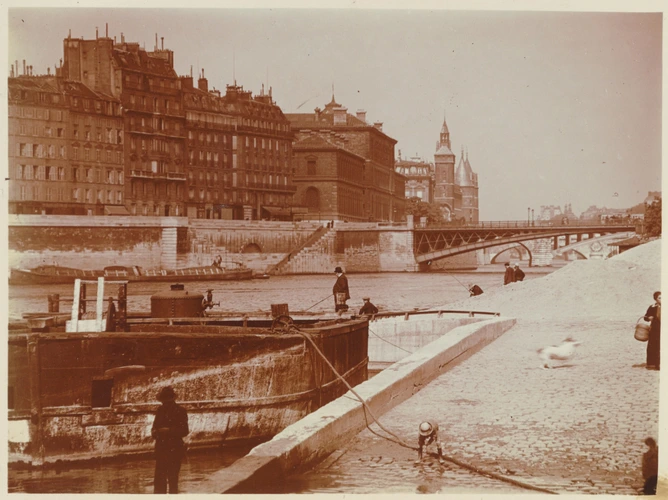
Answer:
[
  {"left": 152, "top": 386, "right": 189, "bottom": 494},
  {"left": 503, "top": 262, "right": 515, "bottom": 285},
  {"left": 333, "top": 266, "right": 350, "bottom": 313}
]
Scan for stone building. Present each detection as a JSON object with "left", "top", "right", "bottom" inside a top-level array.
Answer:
[
  {"left": 61, "top": 31, "right": 187, "bottom": 216},
  {"left": 8, "top": 64, "right": 124, "bottom": 215},
  {"left": 394, "top": 153, "right": 434, "bottom": 203},
  {"left": 432, "top": 117, "right": 479, "bottom": 222},
  {"left": 286, "top": 97, "right": 406, "bottom": 222}
]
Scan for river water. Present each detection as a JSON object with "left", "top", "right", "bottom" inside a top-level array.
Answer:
[{"left": 8, "top": 264, "right": 555, "bottom": 494}]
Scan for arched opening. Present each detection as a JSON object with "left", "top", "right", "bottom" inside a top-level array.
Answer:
[
  {"left": 241, "top": 243, "right": 262, "bottom": 254},
  {"left": 304, "top": 187, "right": 320, "bottom": 212}
]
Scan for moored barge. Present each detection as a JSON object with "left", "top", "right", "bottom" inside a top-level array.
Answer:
[{"left": 8, "top": 280, "right": 368, "bottom": 466}]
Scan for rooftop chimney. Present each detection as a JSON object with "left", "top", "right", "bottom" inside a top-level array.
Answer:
[
  {"left": 68, "top": 29, "right": 71, "bottom": 39},
  {"left": 356, "top": 109, "right": 367, "bottom": 123},
  {"left": 198, "top": 68, "right": 208, "bottom": 92},
  {"left": 47, "top": 67, "right": 51, "bottom": 75},
  {"left": 333, "top": 106, "right": 347, "bottom": 126},
  {"left": 373, "top": 121, "right": 383, "bottom": 132}
]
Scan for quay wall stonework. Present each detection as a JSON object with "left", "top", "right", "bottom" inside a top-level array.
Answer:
[{"left": 7, "top": 216, "right": 457, "bottom": 274}]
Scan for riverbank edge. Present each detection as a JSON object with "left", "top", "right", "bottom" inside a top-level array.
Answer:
[{"left": 189, "top": 316, "right": 516, "bottom": 493}]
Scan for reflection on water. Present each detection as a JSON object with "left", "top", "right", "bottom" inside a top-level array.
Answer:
[{"left": 8, "top": 445, "right": 256, "bottom": 494}]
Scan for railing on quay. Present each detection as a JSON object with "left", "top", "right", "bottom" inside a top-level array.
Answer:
[
  {"left": 363, "top": 309, "right": 501, "bottom": 320},
  {"left": 420, "top": 218, "right": 639, "bottom": 230}
]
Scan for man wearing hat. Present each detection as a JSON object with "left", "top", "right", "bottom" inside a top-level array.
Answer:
[
  {"left": 513, "top": 263, "right": 525, "bottom": 282},
  {"left": 151, "top": 386, "right": 189, "bottom": 494},
  {"left": 503, "top": 262, "right": 515, "bottom": 285},
  {"left": 332, "top": 266, "right": 350, "bottom": 313},
  {"left": 416, "top": 420, "right": 445, "bottom": 464},
  {"left": 359, "top": 296, "right": 379, "bottom": 315}
]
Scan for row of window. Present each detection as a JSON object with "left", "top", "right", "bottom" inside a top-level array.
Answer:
[
  {"left": 185, "top": 170, "right": 288, "bottom": 187},
  {"left": 16, "top": 143, "right": 122, "bottom": 164},
  {"left": 130, "top": 116, "right": 180, "bottom": 134},
  {"left": 128, "top": 94, "right": 180, "bottom": 114},
  {"left": 9, "top": 106, "right": 65, "bottom": 121},
  {"left": 73, "top": 126, "right": 123, "bottom": 144},
  {"left": 130, "top": 137, "right": 181, "bottom": 156},
  {"left": 15, "top": 164, "right": 125, "bottom": 185},
  {"left": 15, "top": 185, "right": 123, "bottom": 204}
]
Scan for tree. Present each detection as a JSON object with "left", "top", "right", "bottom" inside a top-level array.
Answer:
[
  {"left": 405, "top": 197, "right": 447, "bottom": 225},
  {"left": 644, "top": 198, "right": 662, "bottom": 237}
]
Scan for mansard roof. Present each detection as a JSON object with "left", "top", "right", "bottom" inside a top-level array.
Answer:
[{"left": 286, "top": 111, "right": 369, "bottom": 129}]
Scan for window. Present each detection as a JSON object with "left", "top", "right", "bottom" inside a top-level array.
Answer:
[
  {"left": 85, "top": 148, "right": 90, "bottom": 160},
  {"left": 307, "top": 160, "right": 316, "bottom": 176},
  {"left": 16, "top": 164, "right": 24, "bottom": 180},
  {"left": 58, "top": 167, "right": 66, "bottom": 181},
  {"left": 116, "top": 191, "right": 123, "bottom": 203},
  {"left": 73, "top": 147, "right": 79, "bottom": 160},
  {"left": 60, "top": 146, "right": 66, "bottom": 158}
]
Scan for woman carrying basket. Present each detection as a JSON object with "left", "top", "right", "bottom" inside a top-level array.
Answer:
[{"left": 643, "top": 291, "right": 661, "bottom": 370}]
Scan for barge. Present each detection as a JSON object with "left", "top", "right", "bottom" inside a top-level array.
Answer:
[
  {"left": 8, "top": 280, "right": 368, "bottom": 466},
  {"left": 9, "top": 262, "right": 253, "bottom": 285}
]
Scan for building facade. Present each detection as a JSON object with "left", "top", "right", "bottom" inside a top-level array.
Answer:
[
  {"left": 8, "top": 69, "right": 125, "bottom": 215},
  {"left": 394, "top": 154, "right": 434, "bottom": 203},
  {"left": 286, "top": 97, "right": 406, "bottom": 222}
]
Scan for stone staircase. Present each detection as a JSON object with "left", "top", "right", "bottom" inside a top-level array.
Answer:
[{"left": 268, "top": 227, "right": 337, "bottom": 275}]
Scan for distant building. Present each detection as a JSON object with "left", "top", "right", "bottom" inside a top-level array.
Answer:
[
  {"left": 286, "top": 97, "right": 405, "bottom": 222},
  {"left": 432, "top": 117, "right": 479, "bottom": 222},
  {"left": 395, "top": 154, "right": 434, "bottom": 203}
]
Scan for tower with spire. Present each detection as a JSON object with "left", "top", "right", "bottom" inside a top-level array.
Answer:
[
  {"left": 433, "top": 114, "right": 456, "bottom": 220},
  {"left": 455, "top": 146, "right": 479, "bottom": 222}
]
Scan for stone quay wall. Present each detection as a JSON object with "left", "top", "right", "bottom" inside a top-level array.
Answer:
[{"left": 7, "top": 216, "right": 473, "bottom": 274}]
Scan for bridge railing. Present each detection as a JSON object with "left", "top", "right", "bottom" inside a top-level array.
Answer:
[{"left": 420, "top": 218, "right": 639, "bottom": 229}]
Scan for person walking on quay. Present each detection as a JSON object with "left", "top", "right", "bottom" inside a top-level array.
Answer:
[
  {"left": 152, "top": 386, "right": 189, "bottom": 494},
  {"left": 642, "top": 437, "right": 658, "bottom": 494},
  {"left": 468, "top": 283, "right": 484, "bottom": 296},
  {"left": 643, "top": 291, "right": 661, "bottom": 370},
  {"left": 333, "top": 266, "right": 350, "bottom": 313},
  {"left": 503, "top": 262, "right": 515, "bottom": 285},
  {"left": 359, "top": 296, "right": 379, "bottom": 315},
  {"left": 415, "top": 421, "right": 445, "bottom": 464},
  {"left": 514, "top": 263, "right": 525, "bottom": 282}
]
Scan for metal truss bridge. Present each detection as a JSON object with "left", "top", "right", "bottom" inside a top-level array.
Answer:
[{"left": 414, "top": 220, "right": 637, "bottom": 265}]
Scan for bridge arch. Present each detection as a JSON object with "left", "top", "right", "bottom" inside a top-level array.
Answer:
[{"left": 489, "top": 242, "right": 534, "bottom": 267}]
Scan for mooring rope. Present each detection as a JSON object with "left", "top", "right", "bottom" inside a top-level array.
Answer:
[{"left": 285, "top": 323, "right": 558, "bottom": 495}]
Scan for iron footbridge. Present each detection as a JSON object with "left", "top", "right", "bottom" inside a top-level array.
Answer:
[{"left": 413, "top": 220, "right": 637, "bottom": 265}]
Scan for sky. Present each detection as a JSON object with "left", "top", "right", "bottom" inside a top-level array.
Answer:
[{"left": 4, "top": 2, "right": 663, "bottom": 220}]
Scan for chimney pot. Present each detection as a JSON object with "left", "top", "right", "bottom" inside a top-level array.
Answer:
[{"left": 373, "top": 121, "right": 383, "bottom": 132}]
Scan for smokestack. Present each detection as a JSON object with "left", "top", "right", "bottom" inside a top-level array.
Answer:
[
  {"left": 106, "top": 23, "right": 108, "bottom": 38},
  {"left": 155, "top": 33, "right": 158, "bottom": 50},
  {"left": 10, "top": 65, "right": 14, "bottom": 78},
  {"left": 69, "top": 29, "right": 71, "bottom": 39},
  {"left": 96, "top": 26, "right": 99, "bottom": 39},
  {"left": 161, "top": 37, "right": 164, "bottom": 50},
  {"left": 190, "top": 65, "right": 193, "bottom": 78},
  {"left": 121, "top": 32, "right": 124, "bottom": 43},
  {"left": 23, "top": 60, "right": 25, "bottom": 75},
  {"left": 47, "top": 67, "right": 51, "bottom": 76}
]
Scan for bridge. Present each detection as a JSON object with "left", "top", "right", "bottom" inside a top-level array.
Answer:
[{"left": 413, "top": 220, "right": 637, "bottom": 268}]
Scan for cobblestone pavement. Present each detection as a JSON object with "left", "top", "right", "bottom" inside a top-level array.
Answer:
[{"left": 284, "top": 318, "right": 660, "bottom": 495}]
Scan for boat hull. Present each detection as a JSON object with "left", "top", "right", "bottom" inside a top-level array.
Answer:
[
  {"left": 8, "top": 319, "right": 368, "bottom": 465},
  {"left": 9, "top": 266, "right": 253, "bottom": 285}
]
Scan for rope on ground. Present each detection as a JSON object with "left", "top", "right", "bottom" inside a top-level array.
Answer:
[{"left": 288, "top": 323, "right": 559, "bottom": 495}]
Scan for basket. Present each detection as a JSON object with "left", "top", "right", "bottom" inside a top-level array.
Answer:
[{"left": 634, "top": 317, "right": 651, "bottom": 342}]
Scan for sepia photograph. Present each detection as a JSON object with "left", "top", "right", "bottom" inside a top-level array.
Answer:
[{"left": 4, "top": 0, "right": 664, "bottom": 496}]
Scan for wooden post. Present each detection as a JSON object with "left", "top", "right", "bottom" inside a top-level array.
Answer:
[
  {"left": 71, "top": 279, "right": 81, "bottom": 331},
  {"left": 95, "top": 277, "right": 105, "bottom": 332},
  {"left": 27, "top": 336, "right": 44, "bottom": 466}
]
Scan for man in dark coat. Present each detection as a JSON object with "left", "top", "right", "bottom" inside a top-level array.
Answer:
[
  {"left": 333, "top": 266, "right": 350, "bottom": 312},
  {"left": 503, "top": 263, "right": 515, "bottom": 285},
  {"left": 468, "top": 284, "right": 484, "bottom": 297},
  {"left": 514, "top": 264, "right": 526, "bottom": 282},
  {"left": 642, "top": 437, "right": 658, "bottom": 494},
  {"left": 359, "top": 297, "right": 379, "bottom": 315},
  {"left": 152, "top": 386, "right": 189, "bottom": 494},
  {"left": 644, "top": 291, "right": 661, "bottom": 370}
]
